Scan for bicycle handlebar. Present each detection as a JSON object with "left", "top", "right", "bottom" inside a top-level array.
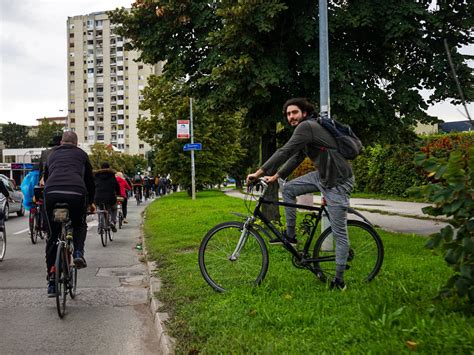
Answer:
[{"left": 247, "top": 177, "right": 269, "bottom": 196}]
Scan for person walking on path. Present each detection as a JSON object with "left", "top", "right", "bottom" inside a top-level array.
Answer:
[
  {"left": 116, "top": 171, "right": 131, "bottom": 224},
  {"left": 43, "top": 131, "right": 96, "bottom": 297},
  {"left": 94, "top": 162, "right": 121, "bottom": 232},
  {"left": 246, "top": 98, "right": 355, "bottom": 290}
]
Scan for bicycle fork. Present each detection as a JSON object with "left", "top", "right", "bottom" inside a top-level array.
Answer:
[{"left": 229, "top": 217, "right": 254, "bottom": 261}]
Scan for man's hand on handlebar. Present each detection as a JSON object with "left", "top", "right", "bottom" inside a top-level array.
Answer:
[
  {"left": 246, "top": 168, "right": 265, "bottom": 186},
  {"left": 263, "top": 174, "right": 279, "bottom": 184},
  {"left": 245, "top": 173, "right": 259, "bottom": 185}
]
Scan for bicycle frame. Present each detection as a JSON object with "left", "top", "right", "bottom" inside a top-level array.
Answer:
[
  {"left": 96, "top": 205, "right": 111, "bottom": 231},
  {"left": 232, "top": 182, "right": 334, "bottom": 278}
]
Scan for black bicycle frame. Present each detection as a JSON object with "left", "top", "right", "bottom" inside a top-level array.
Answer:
[{"left": 251, "top": 195, "right": 335, "bottom": 276}]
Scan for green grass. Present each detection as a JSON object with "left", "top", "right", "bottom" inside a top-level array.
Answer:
[{"left": 144, "top": 191, "right": 473, "bottom": 353}]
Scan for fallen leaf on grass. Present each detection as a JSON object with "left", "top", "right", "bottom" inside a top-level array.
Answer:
[{"left": 406, "top": 340, "right": 418, "bottom": 351}]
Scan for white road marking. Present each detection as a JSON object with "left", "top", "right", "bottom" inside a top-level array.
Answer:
[{"left": 13, "top": 228, "right": 30, "bottom": 235}]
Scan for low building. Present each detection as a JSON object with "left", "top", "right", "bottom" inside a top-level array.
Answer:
[{"left": 439, "top": 120, "right": 473, "bottom": 133}]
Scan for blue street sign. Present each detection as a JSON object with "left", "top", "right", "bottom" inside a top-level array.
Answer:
[{"left": 183, "top": 143, "right": 202, "bottom": 151}]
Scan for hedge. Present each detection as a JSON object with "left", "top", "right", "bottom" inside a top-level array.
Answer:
[{"left": 352, "top": 132, "right": 474, "bottom": 196}]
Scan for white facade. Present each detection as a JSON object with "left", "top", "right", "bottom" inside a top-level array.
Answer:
[{"left": 67, "top": 11, "right": 162, "bottom": 155}]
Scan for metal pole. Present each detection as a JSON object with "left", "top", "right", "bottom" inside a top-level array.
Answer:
[
  {"left": 319, "top": 0, "right": 333, "bottom": 241},
  {"left": 319, "top": 0, "right": 330, "bottom": 118},
  {"left": 190, "top": 98, "right": 196, "bottom": 200}
]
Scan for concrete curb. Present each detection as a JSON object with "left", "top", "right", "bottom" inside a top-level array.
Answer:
[{"left": 140, "top": 209, "right": 175, "bottom": 354}]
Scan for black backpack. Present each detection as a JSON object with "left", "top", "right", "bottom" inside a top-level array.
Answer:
[{"left": 317, "top": 116, "right": 363, "bottom": 160}]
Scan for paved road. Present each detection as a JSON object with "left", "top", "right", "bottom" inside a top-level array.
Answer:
[{"left": 0, "top": 199, "right": 161, "bottom": 354}]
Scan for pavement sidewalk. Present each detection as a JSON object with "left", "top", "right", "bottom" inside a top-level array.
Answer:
[{"left": 224, "top": 190, "right": 449, "bottom": 237}]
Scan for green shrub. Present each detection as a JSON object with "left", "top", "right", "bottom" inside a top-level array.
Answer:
[
  {"left": 352, "top": 132, "right": 474, "bottom": 197},
  {"left": 413, "top": 145, "right": 474, "bottom": 302},
  {"left": 352, "top": 143, "right": 426, "bottom": 196}
]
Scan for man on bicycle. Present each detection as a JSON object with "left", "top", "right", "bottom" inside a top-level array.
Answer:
[
  {"left": 44, "top": 131, "right": 95, "bottom": 297},
  {"left": 94, "top": 162, "right": 121, "bottom": 232},
  {"left": 246, "top": 98, "right": 354, "bottom": 290},
  {"left": 132, "top": 173, "right": 143, "bottom": 201}
]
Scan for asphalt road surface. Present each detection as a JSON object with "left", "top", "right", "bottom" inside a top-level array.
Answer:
[{"left": 0, "top": 198, "right": 162, "bottom": 354}]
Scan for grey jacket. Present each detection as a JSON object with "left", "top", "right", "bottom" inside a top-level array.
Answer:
[{"left": 260, "top": 116, "right": 353, "bottom": 187}]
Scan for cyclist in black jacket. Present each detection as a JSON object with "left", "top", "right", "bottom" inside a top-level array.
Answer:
[
  {"left": 43, "top": 131, "right": 95, "bottom": 297},
  {"left": 0, "top": 179, "right": 11, "bottom": 224},
  {"left": 94, "top": 162, "right": 120, "bottom": 232}
]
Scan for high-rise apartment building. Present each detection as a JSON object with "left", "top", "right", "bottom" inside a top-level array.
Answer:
[{"left": 67, "top": 11, "right": 162, "bottom": 155}]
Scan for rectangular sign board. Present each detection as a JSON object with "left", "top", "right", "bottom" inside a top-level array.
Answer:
[
  {"left": 183, "top": 143, "right": 202, "bottom": 151},
  {"left": 177, "top": 120, "right": 190, "bottom": 139}
]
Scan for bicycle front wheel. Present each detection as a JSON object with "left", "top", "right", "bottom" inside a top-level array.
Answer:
[
  {"left": 29, "top": 210, "right": 37, "bottom": 244},
  {"left": 55, "top": 244, "right": 67, "bottom": 318},
  {"left": 0, "top": 225, "right": 6, "bottom": 261},
  {"left": 199, "top": 221, "right": 269, "bottom": 292},
  {"left": 69, "top": 264, "right": 77, "bottom": 299},
  {"left": 313, "top": 220, "right": 384, "bottom": 284}
]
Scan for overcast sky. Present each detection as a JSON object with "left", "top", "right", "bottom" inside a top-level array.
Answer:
[{"left": 0, "top": 0, "right": 472, "bottom": 127}]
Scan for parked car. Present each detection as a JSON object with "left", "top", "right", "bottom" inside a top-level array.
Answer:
[{"left": 0, "top": 175, "right": 25, "bottom": 220}]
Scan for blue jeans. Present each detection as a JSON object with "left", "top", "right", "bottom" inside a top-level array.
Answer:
[{"left": 281, "top": 171, "right": 354, "bottom": 269}]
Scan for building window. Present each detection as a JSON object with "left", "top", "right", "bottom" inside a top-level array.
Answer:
[{"left": 139, "top": 144, "right": 144, "bottom": 149}]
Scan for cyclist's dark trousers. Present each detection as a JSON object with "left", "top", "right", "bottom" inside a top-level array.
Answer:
[
  {"left": 122, "top": 197, "right": 128, "bottom": 218},
  {"left": 44, "top": 192, "right": 87, "bottom": 273},
  {"left": 134, "top": 186, "right": 142, "bottom": 199}
]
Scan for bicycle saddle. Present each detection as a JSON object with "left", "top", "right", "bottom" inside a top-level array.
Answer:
[{"left": 53, "top": 203, "right": 70, "bottom": 222}]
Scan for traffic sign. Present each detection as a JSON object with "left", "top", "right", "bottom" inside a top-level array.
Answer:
[
  {"left": 183, "top": 143, "right": 202, "bottom": 151},
  {"left": 177, "top": 120, "right": 190, "bottom": 139}
]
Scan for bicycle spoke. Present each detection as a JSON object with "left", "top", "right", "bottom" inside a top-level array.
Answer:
[
  {"left": 314, "top": 220, "right": 384, "bottom": 284},
  {"left": 199, "top": 222, "right": 268, "bottom": 292}
]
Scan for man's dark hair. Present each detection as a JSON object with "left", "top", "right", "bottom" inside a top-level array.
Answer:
[
  {"left": 282, "top": 98, "right": 316, "bottom": 117},
  {"left": 101, "top": 162, "right": 110, "bottom": 169}
]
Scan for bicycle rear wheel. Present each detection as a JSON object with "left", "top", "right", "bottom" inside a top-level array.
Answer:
[
  {"left": 199, "top": 221, "right": 269, "bottom": 292},
  {"left": 108, "top": 228, "right": 113, "bottom": 241},
  {"left": 55, "top": 244, "right": 67, "bottom": 318},
  {"left": 0, "top": 225, "right": 6, "bottom": 261},
  {"left": 118, "top": 211, "right": 123, "bottom": 229},
  {"left": 313, "top": 220, "right": 384, "bottom": 284},
  {"left": 29, "top": 210, "right": 37, "bottom": 244},
  {"left": 98, "top": 213, "right": 107, "bottom": 247}
]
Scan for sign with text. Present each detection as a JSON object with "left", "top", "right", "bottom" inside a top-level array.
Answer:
[
  {"left": 177, "top": 120, "right": 190, "bottom": 139},
  {"left": 183, "top": 143, "right": 202, "bottom": 151}
]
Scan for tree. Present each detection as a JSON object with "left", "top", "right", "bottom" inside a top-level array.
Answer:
[
  {"left": 110, "top": 0, "right": 472, "bottom": 143},
  {"left": 89, "top": 143, "right": 147, "bottom": 177},
  {"left": 110, "top": 0, "right": 473, "bottom": 215},
  {"left": 31, "top": 120, "right": 63, "bottom": 147},
  {"left": 0, "top": 122, "right": 32, "bottom": 148},
  {"left": 136, "top": 76, "right": 245, "bottom": 193}
]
